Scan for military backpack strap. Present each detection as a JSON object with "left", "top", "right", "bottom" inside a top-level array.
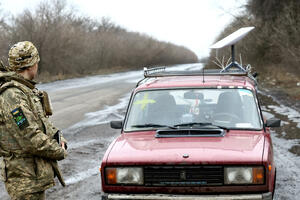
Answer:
[
  {"left": 41, "top": 91, "right": 53, "bottom": 116},
  {"left": 0, "top": 82, "right": 39, "bottom": 120},
  {"left": 0, "top": 82, "right": 15, "bottom": 95}
]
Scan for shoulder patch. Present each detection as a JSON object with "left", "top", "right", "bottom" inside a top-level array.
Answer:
[{"left": 11, "top": 107, "right": 29, "bottom": 130}]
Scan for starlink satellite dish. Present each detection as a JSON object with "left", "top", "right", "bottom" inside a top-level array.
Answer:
[
  {"left": 210, "top": 27, "right": 255, "bottom": 72},
  {"left": 210, "top": 27, "right": 255, "bottom": 49}
]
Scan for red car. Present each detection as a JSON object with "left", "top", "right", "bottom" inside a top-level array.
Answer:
[{"left": 100, "top": 67, "right": 280, "bottom": 200}]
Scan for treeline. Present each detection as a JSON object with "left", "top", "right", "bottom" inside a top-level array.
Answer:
[
  {"left": 207, "top": 0, "right": 300, "bottom": 76},
  {"left": 0, "top": 0, "right": 198, "bottom": 80}
]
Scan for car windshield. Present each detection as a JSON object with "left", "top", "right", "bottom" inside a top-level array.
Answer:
[{"left": 124, "top": 88, "right": 262, "bottom": 131}]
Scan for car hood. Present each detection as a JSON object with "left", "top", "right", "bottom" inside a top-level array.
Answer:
[{"left": 106, "top": 130, "right": 265, "bottom": 165}]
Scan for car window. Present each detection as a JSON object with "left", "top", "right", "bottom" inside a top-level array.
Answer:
[{"left": 124, "top": 88, "right": 262, "bottom": 131}]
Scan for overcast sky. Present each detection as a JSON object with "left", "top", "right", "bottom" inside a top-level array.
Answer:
[{"left": 0, "top": 0, "right": 247, "bottom": 58}]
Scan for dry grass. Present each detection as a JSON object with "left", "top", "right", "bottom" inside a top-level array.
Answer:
[{"left": 258, "top": 65, "right": 300, "bottom": 100}]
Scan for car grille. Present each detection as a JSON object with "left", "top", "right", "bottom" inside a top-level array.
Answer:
[{"left": 144, "top": 165, "right": 224, "bottom": 186}]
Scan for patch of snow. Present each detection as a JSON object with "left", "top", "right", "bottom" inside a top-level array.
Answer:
[
  {"left": 68, "top": 139, "right": 99, "bottom": 150},
  {"left": 69, "top": 94, "right": 130, "bottom": 130},
  {"left": 262, "top": 111, "right": 274, "bottom": 119},
  {"left": 268, "top": 105, "right": 300, "bottom": 128},
  {"left": 65, "top": 166, "right": 100, "bottom": 185},
  {"left": 271, "top": 132, "right": 300, "bottom": 199}
]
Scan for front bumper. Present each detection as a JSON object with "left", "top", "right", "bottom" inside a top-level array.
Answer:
[{"left": 102, "top": 192, "right": 272, "bottom": 200}]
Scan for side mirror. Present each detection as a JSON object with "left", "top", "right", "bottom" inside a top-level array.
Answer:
[
  {"left": 265, "top": 118, "right": 281, "bottom": 127},
  {"left": 110, "top": 121, "right": 123, "bottom": 129}
]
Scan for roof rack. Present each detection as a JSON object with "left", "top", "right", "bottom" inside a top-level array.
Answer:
[
  {"left": 143, "top": 67, "right": 249, "bottom": 78},
  {"left": 140, "top": 66, "right": 257, "bottom": 88},
  {"left": 143, "top": 66, "right": 166, "bottom": 77}
]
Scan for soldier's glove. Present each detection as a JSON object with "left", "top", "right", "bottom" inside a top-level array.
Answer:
[{"left": 54, "top": 130, "right": 68, "bottom": 150}]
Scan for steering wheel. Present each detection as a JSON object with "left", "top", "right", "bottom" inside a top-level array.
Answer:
[{"left": 213, "top": 112, "right": 240, "bottom": 123}]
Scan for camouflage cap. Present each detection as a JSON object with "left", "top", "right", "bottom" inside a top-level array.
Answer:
[{"left": 8, "top": 41, "right": 40, "bottom": 71}]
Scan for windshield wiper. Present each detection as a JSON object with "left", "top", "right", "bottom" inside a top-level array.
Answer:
[
  {"left": 131, "top": 123, "right": 177, "bottom": 129},
  {"left": 174, "top": 122, "right": 211, "bottom": 127},
  {"left": 174, "top": 122, "right": 227, "bottom": 130}
]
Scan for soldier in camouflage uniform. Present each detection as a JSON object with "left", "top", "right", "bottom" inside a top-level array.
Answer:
[{"left": 0, "top": 41, "right": 67, "bottom": 200}]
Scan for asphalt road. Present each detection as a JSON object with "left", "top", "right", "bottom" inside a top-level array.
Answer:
[{"left": 0, "top": 65, "right": 299, "bottom": 199}]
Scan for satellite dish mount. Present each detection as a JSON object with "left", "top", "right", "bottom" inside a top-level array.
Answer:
[{"left": 210, "top": 27, "right": 255, "bottom": 73}]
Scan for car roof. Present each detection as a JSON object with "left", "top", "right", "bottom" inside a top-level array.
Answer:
[{"left": 136, "top": 75, "right": 256, "bottom": 91}]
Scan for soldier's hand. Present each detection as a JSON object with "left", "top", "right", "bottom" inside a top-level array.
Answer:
[{"left": 61, "top": 142, "right": 66, "bottom": 150}]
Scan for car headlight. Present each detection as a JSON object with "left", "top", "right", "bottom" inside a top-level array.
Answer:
[
  {"left": 105, "top": 167, "right": 143, "bottom": 185},
  {"left": 224, "top": 167, "right": 264, "bottom": 185}
]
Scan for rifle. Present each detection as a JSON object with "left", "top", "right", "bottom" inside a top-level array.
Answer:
[{"left": 52, "top": 130, "right": 67, "bottom": 187}]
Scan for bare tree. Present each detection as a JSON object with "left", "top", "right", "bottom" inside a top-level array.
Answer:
[{"left": 0, "top": 0, "right": 198, "bottom": 80}]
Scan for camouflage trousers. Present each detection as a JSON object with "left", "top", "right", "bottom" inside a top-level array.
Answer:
[{"left": 10, "top": 191, "right": 46, "bottom": 200}]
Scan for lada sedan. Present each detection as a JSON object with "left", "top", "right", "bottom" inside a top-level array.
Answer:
[{"left": 100, "top": 68, "right": 280, "bottom": 200}]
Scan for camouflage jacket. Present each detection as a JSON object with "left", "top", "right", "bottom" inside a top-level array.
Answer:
[{"left": 0, "top": 71, "right": 67, "bottom": 197}]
